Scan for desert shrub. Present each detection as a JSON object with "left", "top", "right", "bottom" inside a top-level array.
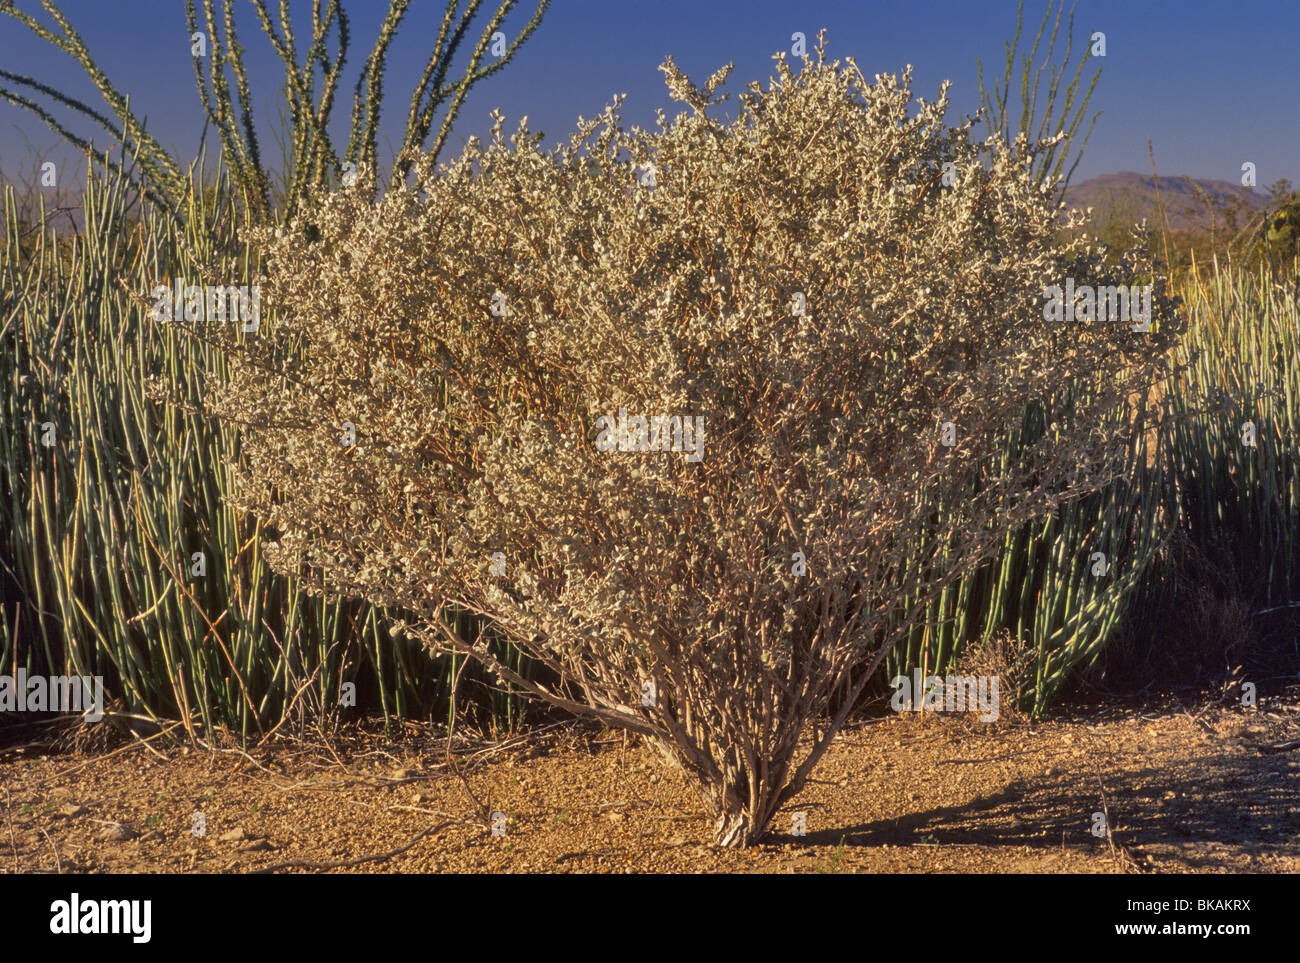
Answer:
[{"left": 206, "top": 38, "right": 1181, "bottom": 846}]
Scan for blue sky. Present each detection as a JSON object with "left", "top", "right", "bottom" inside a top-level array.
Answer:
[{"left": 1, "top": 0, "right": 1296, "bottom": 194}]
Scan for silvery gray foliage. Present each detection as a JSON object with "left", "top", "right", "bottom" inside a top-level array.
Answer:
[{"left": 208, "top": 35, "right": 1179, "bottom": 847}]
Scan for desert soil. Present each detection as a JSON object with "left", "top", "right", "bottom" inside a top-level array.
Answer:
[{"left": 2, "top": 692, "right": 1299, "bottom": 874}]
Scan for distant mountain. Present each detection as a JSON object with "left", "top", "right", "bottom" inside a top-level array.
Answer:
[{"left": 1062, "top": 171, "right": 1273, "bottom": 234}]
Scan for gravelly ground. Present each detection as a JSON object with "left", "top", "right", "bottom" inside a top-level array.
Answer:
[{"left": 2, "top": 692, "right": 1298, "bottom": 873}]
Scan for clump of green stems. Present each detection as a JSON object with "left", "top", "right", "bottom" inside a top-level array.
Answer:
[
  {"left": 884, "top": 388, "right": 1169, "bottom": 716},
  {"left": 0, "top": 0, "right": 551, "bottom": 742},
  {"left": 0, "top": 151, "right": 533, "bottom": 740},
  {"left": 882, "top": 0, "right": 1295, "bottom": 712},
  {"left": 883, "top": 257, "right": 1299, "bottom": 713},
  {"left": 1160, "top": 256, "right": 1300, "bottom": 604},
  {"left": 0, "top": 0, "right": 551, "bottom": 224},
  {"left": 976, "top": 0, "right": 1101, "bottom": 196}
]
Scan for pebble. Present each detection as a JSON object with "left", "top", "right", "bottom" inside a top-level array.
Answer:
[
  {"left": 101, "top": 822, "right": 133, "bottom": 841},
  {"left": 59, "top": 803, "right": 86, "bottom": 818},
  {"left": 220, "top": 827, "right": 247, "bottom": 842}
]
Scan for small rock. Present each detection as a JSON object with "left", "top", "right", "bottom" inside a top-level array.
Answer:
[
  {"left": 59, "top": 803, "right": 86, "bottom": 818},
  {"left": 101, "top": 822, "right": 133, "bottom": 842},
  {"left": 412, "top": 791, "right": 428, "bottom": 803},
  {"left": 240, "top": 839, "right": 272, "bottom": 852},
  {"left": 219, "top": 827, "right": 247, "bottom": 842},
  {"left": 392, "top": 768, "right": 414, "bottom": 780},
  {"left": 607, "top": 811, "right": 625, "bottom": 823}
]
